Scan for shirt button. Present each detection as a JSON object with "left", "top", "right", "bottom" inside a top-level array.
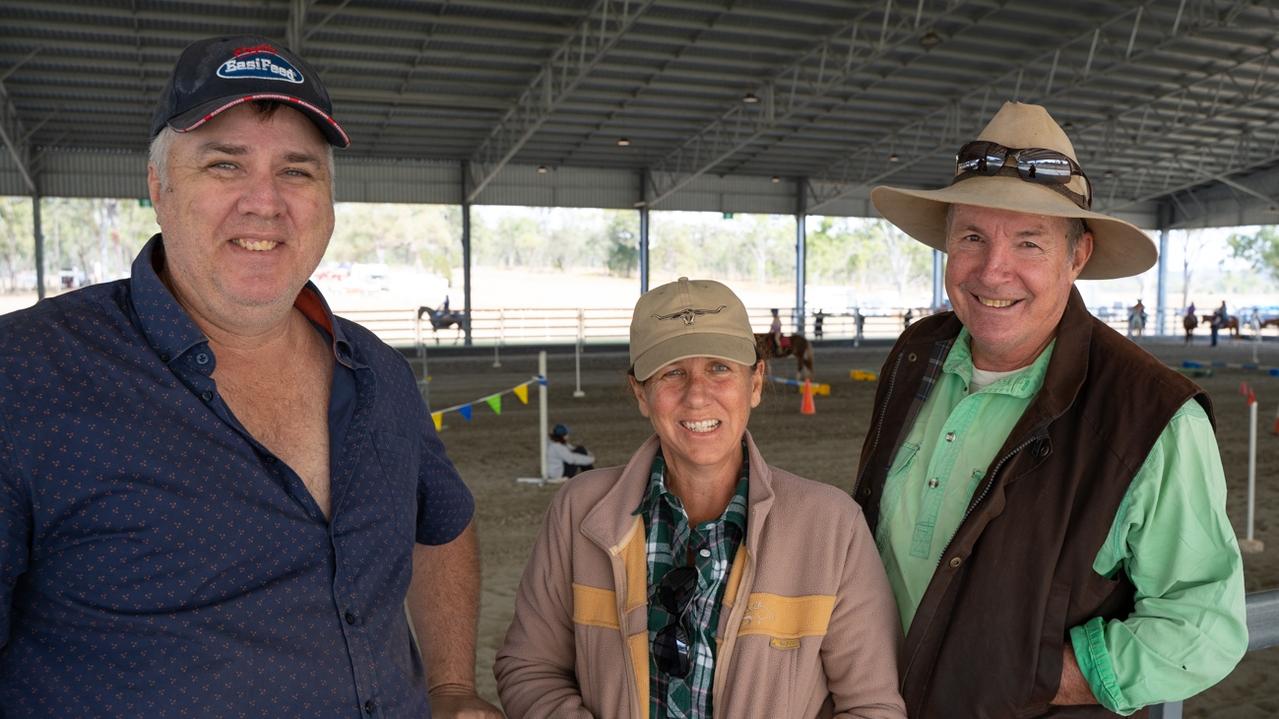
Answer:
[
  {"left": 200, "top": 390, "right": 213, "bottom": 402},
  {"left": 345, "top": 611, "right": 357, "bottom": 625},
  {"left": 945, "top": 431, "right": 955, "bottom": 442},
  {"left": 698, "top": 548, "right": 711, "bottom": 558},
  {"left": 195, "top": 352, "right": 210, "bottom": 365},
  {"left": 948, "top": 556, "right": 963, "bottom": 568},
  {"left": 907, "top": 352, "right": 918, "bottom": 362},
  {"left": 364, "top": 699, "right": 376, "bottom": 714},
  {"left": 927, "top": 478, "right": 939, "bottom": 488}
]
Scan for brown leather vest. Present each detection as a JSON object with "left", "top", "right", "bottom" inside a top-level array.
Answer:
[{"left": 854, "top": 289, "right": 1212, "bottom": 719}]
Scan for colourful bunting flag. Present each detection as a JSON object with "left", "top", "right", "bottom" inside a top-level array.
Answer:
[
  {"left": 458, "top": 404, "right": 473, "bottom": 421},
  {"left": 513, "top": 383, "right": 529, "bottom": 405},
  {"left": 431, "top": 412, "right": 443, "bottom": 431},
  {"left": 485, "top": 395, "right": 502, "bottom": 415}
]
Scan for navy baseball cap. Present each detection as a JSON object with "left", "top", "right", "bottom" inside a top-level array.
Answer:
[
  {"left": 151, "top": 35, "right": 350, "bottom": 148},
  {"left": 552, "top": 424, "right": 570, "bottom": 438}
]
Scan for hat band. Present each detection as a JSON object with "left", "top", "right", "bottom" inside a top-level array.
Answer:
[
  {"left": 952, "top": 140, "right": 1092, "bottom": 210},
  {"left": 951, "top": 165, "right": 1091, "bottom": 211}
]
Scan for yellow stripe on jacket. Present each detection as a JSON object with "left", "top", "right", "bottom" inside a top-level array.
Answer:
[{"left": 571, "top": 587, "right": 836, "bottom": 639}]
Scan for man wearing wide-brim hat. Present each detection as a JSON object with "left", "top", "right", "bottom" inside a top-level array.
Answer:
[{"left": 851, "top": 102, "right": 1247, "bottom": 717}]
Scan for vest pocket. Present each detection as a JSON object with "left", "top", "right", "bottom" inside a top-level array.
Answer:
[{"left": 1021, "top": 581, "right": 1072, "bottom": 716}]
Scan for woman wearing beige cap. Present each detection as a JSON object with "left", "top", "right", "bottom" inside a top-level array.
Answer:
[{"left": 495, "top": 278, "right": 905, "bottom": 719}]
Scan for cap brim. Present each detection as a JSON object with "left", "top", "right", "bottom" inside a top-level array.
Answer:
[
  {"left": 870, "top": 176, "right": 1156, "bottom": 280},
  {"left": 168, "top": 93, "right": 350, "bottom": 148},
  {"left": 632, "top": 333, "right": 757, "bottom": 381}
]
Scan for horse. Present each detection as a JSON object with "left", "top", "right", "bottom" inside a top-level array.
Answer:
[
  {"left": 1127, "top": 307, "right": 1147, "bottom": 337},
  {"left": 417, "top": 305, "right": 468, "bottom": 344},
  {"left": 1182, "top": 313, "right": 1198, "bottom": 344},
  {"left": 1201, "top": 314, "right": 1241, "bottom": 340},
  {"left": 754, "top": 333, "right": 815, "bottom": 381}
]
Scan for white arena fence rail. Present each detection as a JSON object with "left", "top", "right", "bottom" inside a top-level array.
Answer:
[
  {"left": 336, "top": 306, "right": 950, "bottom": 348},
  {"left": 334, "top": 306, "right": 1277, "bottom": 349}
]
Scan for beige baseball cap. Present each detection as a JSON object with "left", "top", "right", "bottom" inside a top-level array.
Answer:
[{"left": 629, "top": 277, "right": 757, "bottom": 381}]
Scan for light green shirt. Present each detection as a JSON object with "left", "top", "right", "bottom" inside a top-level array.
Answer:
[{"left": 877, "top": 329, "right": 1247, "bottom": 715}]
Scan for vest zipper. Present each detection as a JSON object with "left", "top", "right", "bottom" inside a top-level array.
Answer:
[
  {"left": 900, "top": 435, "right": 1040, "bottom": 689},
  {"left": 932, "top": 434, "right": 1040, "bottom": 569}
]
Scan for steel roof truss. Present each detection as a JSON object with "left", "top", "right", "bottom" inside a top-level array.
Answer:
[
  {"left": 465, "top": 0, "right": 656, "bottom": 203},
  {"left": 804, "top": 0, "right": 1256, "bottom": 213},
  {"left": 643, "top": 0, "right": 981, "bottom": 207}
]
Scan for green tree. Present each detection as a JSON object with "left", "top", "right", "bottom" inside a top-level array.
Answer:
[
  {"left": 0, "top": 197, "right": 34, "bottom": 291},
  {"left": 602, "top": 212, "right": 639, "bottom": 277},
  {"left": 1227, "top": 226, "right": 1279, "bottom": 282}
]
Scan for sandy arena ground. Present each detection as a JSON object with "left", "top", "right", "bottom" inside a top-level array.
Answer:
[{"left": 421, "top": 335, "right": 1279, "bottom": 717}]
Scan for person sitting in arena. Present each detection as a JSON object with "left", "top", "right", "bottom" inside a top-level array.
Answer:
[{"left": 546, "top": 423, "right": 594, "bottom": 481}]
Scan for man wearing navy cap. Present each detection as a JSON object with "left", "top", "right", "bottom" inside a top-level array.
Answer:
[{"left": 0, "top": 36, "right": 500, "bottom": 718}]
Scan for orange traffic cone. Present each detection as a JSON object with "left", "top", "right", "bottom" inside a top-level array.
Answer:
[{"left": 800, "top": 379, "right": 816, "bottom": 415}]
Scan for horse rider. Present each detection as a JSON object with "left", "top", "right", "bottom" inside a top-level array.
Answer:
[{"left": 769, "top": 308, "right": 784, "bottom": 355}]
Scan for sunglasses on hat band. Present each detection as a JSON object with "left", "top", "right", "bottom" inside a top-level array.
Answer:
[{"left": 951, "top": 140, "right": 1093, "bottom": 210}]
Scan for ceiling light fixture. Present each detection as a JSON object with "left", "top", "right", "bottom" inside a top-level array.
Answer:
[
  {"left": 742, "top": 92, "right": 760, "bottom": 104},
  {"left": 771, "top": 175, "right": 781, "bottom": 183},
  {"left": 889, "top": 152, "right": 900, "bottom": 163},
  {"left": 616, "top": 137, "right": 631, "bottom": 147},
  {"left": 919, "top": 30, "right": 942, "bottom": 49},
  {"left": 536, "top": 165, "right": 549, "bottom": 174}
]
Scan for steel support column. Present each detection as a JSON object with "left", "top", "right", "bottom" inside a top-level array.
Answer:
[
  {"left": 795, "top": 178, "right": 807, "bottom": 335},
  {"left": 461, "top": 163, "right": 473, "bottom": 346},
  {"left": 1156, "top": 228, "right": 1169, "bottom": 337},
  {"left": 32, "top": 192, "right": 44, "bottom": 300},
  {"left": 639, "top": 205, "right": 650, "bottom": 294},
  {"left": 1155, "top": 202, "right": 1173, "bottom": 337}
]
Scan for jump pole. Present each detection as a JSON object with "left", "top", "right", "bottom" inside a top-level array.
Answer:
[
  {"left": 516, "top": 351, "right": 551, "bottom": 486},
  {"left": 1240, "top": 383, "right": 1264, "bottom": 553},
  {"left": 574, "top": 309, "right": 586, "bottom": 398}
]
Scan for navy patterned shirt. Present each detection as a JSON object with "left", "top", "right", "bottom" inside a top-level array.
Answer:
[{"left": 0, "top": 235, "right": 475, "bottom": 718}]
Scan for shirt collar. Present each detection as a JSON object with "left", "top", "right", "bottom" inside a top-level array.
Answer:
[
  {"left": 128, "top": 233, "right": 360, "bottom": 369},
  {"left": 943, "top": 327, "right": 1055, "bottom": 399},
  {"left": 634, "top": 441, "right": 750, "bottom": 536},
  {"left": 129, "top": 234, "right": 208, "bottom": 364}
]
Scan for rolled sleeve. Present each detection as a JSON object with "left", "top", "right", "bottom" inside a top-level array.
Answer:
[
  {"left": 1071, "top": 400, "right": 1248, "bottom": 714},
  {"left": 414, "top": 412, "right": 475, "bottom": 546}
]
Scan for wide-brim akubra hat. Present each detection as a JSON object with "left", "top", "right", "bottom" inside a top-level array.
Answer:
[{"left": 870, "top": 102, "right": 1155, "bottom": 280}]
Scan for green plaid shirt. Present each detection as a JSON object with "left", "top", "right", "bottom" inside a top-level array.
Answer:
[{"left": 635, "top": 443, "right": 749, "bottom": 719}]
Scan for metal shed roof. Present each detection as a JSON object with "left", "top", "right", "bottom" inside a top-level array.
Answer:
[{"left": 3, "top": 0, "right": 1279, "bottom": 228}]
